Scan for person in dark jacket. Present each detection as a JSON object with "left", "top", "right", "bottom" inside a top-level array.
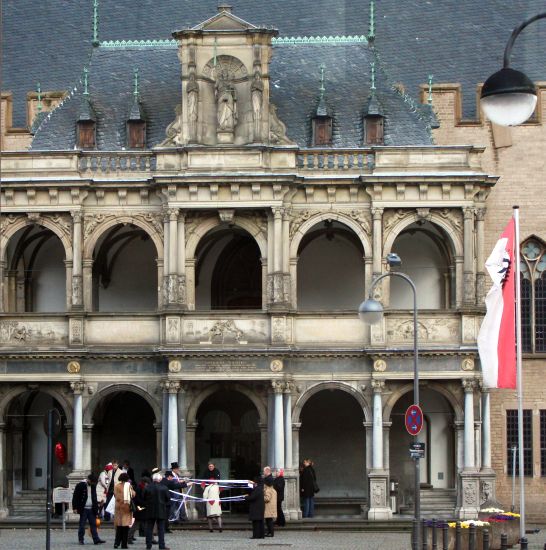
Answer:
[
  {"left": 143, "top": 472, "right": 171, "bottom": 550},
  {"left": 128, "top": 475, "right": 150, "bottom": 542},
  {"left": 72, "top": 473, "right": 106, "bottom": 545},
  {"left": 245, "top": 477, "right": 265, "bottom": 539},
  {"left": 300, "top": 458, "right": 318, "bottom": 518},
  {"left": 273, "top": 468, "right": 286, "bottom": 526},
  {"left": 161, "top": 470, "right": 190, "bottom": 531}
]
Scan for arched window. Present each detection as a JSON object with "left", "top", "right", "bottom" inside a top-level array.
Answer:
[{"left": 521, "top": 239, "right": 546, "bottom": 353}]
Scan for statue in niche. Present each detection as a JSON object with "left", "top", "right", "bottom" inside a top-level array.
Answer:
[
  {"left": 186, "top": 71, "right": 199, "bottom": 141},
  {"left": 215, "top": 69, "right": 237, "bottom": 132},
  {"left": 251, "top": 70, "right": 264, "bottom": 141}
]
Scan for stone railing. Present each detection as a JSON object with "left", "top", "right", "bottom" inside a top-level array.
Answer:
[
  {"left": 296, "top": 148, "right": 374, "bottom": 172},
  {"left": 78, "top": 151, "right": 156, "bottom": 173}
]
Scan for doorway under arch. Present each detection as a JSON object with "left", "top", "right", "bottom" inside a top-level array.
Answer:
[{"left": 91, "top": 391, "right": 156, "bottom": 479}]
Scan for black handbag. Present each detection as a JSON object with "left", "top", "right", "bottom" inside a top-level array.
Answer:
[
  {"left": 313, "top": 480, "right": 320, "bottom": 493},
  {"left": 130, "top": 499, "right": 137, "bottom": 514}
]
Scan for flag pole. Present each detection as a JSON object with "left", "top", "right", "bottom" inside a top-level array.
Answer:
[{"left": 513, "top": 205, "right": 525, "bottom": 542}]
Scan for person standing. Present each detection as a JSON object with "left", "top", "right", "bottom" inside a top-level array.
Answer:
[
  {"left": 263, "top": 476, "right": 277, "bottom": 537},
  {"left": 72, "top": 473, "right": 106, "bottom": 546},
  {"left": 113, "top": 472, "right": 135, "bottom": 549},
  {"left": 105, "top": 459, "right": 121, "bottom": 520},
  {"left": 97, "top": 463, "right": 113, "bottom": 518},
  {"left": 203, "top": 480, "right": 223, "bottom": 532},
  {"left": 122, "top": 460, "right": 135, "bottom": 485},
  {"left": 245, "top": 477, "right": 265, "bottom": 539},
  {"left": 143, "top": 472, "right": 171, "bottom": 550},
  {"left": 128, "top": 475, "right": 150, "bottom": 543},
  {"left": 273, "top": 469, "right": 286, "bottom": 527},
  {"left": 300, "top": 458, "right": 318, "bottom": 518}
]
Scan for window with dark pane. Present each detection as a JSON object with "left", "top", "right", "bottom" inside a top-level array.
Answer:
[
  {"left": 506, "top": 409, "right": 532, "bottom": 476},
  {"left": 520, "top": 239, "right": 546, "bottom": 353},
  {"left": 127, "top": 120, "right": 146, "bottom": 149},
  {"left": 541, "top": 410, "right": 546, "bottom": 476},
  {"left": 364, "top": 115, "right": 384, "bottom": 145},
  {"left": 77, "top": 121, "right": 95, "bottom": 149},
  {"left": 312, "top": 116, "right": 332, "bottom": 146}
]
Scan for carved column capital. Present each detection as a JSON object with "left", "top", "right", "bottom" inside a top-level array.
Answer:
[
  {"left": 371, "top": 379, "right": 385, "bottom": 393},
  {"left": 475, "top": 208, "right": 486, "bottom": 222},
  {"left": 462, "top": 378, "right": 476, "bottom": 392},
  {"left": 283, "top": 381, "right": 295, "bottom": 394},
  {"left": 271, "top": 380, "right": 284, "bottom": 394},
  {"left": 272, "top": 207, "right": 284, "bottom": 219},
  {"left": 161, "top": 380, "right": 180, "bottom": 394},
  {"left": 463, "top": 206, "right": 475, "bottom": 220},
  {"left": 70, "top": 381, "right": 86, "bottom": 395},
  {"left": 168, "top": 208, "right": 179, "bottom": 221},
  {"left": 371, "top": 207, "right": 384, "bottom": 220},
  {"left": 70, "top": 210, "right": 83, "bottom": 224}
]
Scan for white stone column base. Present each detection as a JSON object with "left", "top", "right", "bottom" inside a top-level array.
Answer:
[
  {"left": 457, "top": 471, "right": 480, "bottom": 519},
  {"left": 283, "top": 473, "right": 301, "bottom": 521},
  {"left": 367, "top": 471, "right": 393, "bottom": 520}
]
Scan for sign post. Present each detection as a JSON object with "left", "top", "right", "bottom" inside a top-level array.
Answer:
[
  {"left": 53, "top": 487, "right": 72, "bottom": 532},
  {"left": 405, "top": 404, "right": 424, "bottom": 436}
]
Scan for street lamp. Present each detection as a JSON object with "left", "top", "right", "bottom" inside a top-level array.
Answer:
[
  {"left": 359, "top": 253, "right": 421, "bottom": 550},
  {"left": 480, "top": 13, "right": 546, "bottom": 126}
]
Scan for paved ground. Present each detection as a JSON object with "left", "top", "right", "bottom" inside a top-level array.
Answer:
[{"left": 0, "top": 526, "right": 545, "bottom": 549}]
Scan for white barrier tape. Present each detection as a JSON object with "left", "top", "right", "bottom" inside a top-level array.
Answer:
[{"left": 169, "top": 489, "right": 246, "bottom": 503}]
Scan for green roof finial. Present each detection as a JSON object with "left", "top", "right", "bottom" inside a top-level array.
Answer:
[
  {"left": 427, "top": 74, "right": 434, "bottom": 104},
  {"left": 370, "top": 61, "right": 376, "bottom": 92},
  {"left": 37, "top": 82, "right": 43, "bottom": 112},
  {"left": 83, "top": 67, "right": 89, "bottom": 96},
  {"left": 92, "top": 0, "right": 99, "bottom": 47},
  {"left": 319, "top": 63, "right": 326, "bottom": 100},
  {"left": 368, "top": 0, "right": 375, "bottom": 41},
  {"left": 133, "top": 68, "right": 140, "bottom": 97}
]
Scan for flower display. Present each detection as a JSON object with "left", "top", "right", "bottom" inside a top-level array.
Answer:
[{"left": 447, "top": 520, "right": 490, "bottom": 528}]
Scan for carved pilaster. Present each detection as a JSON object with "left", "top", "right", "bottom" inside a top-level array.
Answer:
[{"left": 70, "top": 381, "right": 86, "bottom": 394}]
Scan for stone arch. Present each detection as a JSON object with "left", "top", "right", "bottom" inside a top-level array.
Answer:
[
  {"left": 186, "top": 216, "right": 267, "bottom": 260},
  {"left": 0, "top": 215, "right": 73, "bottom": 263},
  {"left": 0, "top": 384, "right": 73, "bottom": 424},
  {"left": 383, "top": 212, "right": 463, "bottom": 259},
  {"left": 187, "top": 382, "right": 267, "bottom": 425},
  {"left": 83, "top": 216, "right": 163, "bottom": 261},
  {"left": 84, "top": 383, "right": 161, "bottom": 425},
  {"left": 383, "top": 381, "right": 463, "bottom": 421},
  {"left": 290, "top": 212, "right": 372, "bottom": 258},
  {"left": 293, "top": 381, "right": 371, "bottom": 423}
]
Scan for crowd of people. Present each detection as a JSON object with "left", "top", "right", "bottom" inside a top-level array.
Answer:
[{"left": 72, "top": 456, "right": 318, "bottom": 547}]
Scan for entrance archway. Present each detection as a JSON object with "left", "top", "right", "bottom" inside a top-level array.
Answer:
[
  {"left": 195, "top": 389, "right": 260, "bottom": 481},
  {"left": 91, "top": 391, "right": 156, "bottom": 479},
  {"left": 299, "top": 389, "right": 366, "bottom": 504}
]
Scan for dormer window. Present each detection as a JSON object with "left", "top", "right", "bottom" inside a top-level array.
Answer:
[
  {"left": 77, "top": 120, "right": 96, "bottom": 149},
  {"left": 127, "top": 119, "right": 146, "bottom": 149},
  {"left": 364, "top": 114, "right": 384, "bottom": 145},
  {"left": 312, "top": 116, "right": 332, "bottom": 146}
]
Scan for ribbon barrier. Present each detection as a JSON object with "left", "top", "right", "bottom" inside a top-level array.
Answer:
[{"left": 169, "top": 478, "right": 253, "bottom": 504}]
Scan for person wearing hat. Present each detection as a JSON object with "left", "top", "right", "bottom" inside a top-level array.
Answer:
[
  {"left": 144, "top": 472, "right": 171, "bottom": 550},
  {"left": 97, "top": 463, "right": 113, "bottom": 518},
  {"left": 72, "top": 472, "right": 106, "bottom": 545},
  {"left": 170, "top": 462, "right": 181, "bottom": 482}
]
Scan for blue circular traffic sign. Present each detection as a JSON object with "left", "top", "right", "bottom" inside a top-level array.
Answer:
[{"left": 405, "top": 404, "right": 423, "bottom": 436}]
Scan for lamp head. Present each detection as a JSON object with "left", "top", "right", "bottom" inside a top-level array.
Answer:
[
  {"left": 358, "top": 298, "right": 384, "bottom": 325},
  {"left": 386, "top": 252, "right": 402, "bottom": 267},
  {"left": 480, "top": 67, "right": 537, "bottom": 126}
]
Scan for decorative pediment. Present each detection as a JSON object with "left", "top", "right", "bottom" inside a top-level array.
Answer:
[{"left": 192, "top": 7, "right": 257, "bottom": 32}]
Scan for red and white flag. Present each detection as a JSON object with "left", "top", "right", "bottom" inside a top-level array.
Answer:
[{"left": 478, "top": 218, "right": 517, "bottom": 388}]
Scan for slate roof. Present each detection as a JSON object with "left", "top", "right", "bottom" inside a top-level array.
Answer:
[
  {"left": 3, "top": 1, "right": 546, "bottom": 128},
  {"left": 31, "top": 43, "right": 433, "bottom": 150}
]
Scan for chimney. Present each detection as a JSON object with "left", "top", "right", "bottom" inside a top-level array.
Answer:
[{"left": 217, "top": 3, "right": 233, "bottom": 13}]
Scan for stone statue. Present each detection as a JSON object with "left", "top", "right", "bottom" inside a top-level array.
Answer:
[
  {"left": 269, "top": 103, "right": 294, "bottom": 145},
  {"left": 186, "top": 71, "right": 199, "bottom": 141},
  {"left": 251, "top": 70, "right": 264, "bottom": 141},
  {"left": 215, "top": 69, "right": 237, "bottom": 132}
]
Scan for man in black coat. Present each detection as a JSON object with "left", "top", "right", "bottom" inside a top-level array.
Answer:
[
  {"left": 273, "top": 469, "right": 286, "bottom": 526},
  {"left": 245, "top": 478, "right": 265, "bottom": 539},
  {"left": 143, "top": 473, "right": 171, "bottom": 550},
  {"left": 72, "top": 473, "right": 106, "bottom": 545}
]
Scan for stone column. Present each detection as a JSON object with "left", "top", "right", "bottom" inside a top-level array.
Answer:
[
  {"left": 273, "top": 208, "right": 283, "bottom": 274},
  {"left": 475, "top": 208, "right": 486, "bottom": 305},
  {"left": 268, "top": 208, "right": 287, "bottom": 307},
  {"left": 82, "top": 423, "right": 93, "bottom": 472},
  {"left": 463, "top": 380, "right": 475, "bottom": 469},
  {"left": 454, "top": 420, "right": 464, "bottom": 473},
  {"left": 463, "top": 207, "right": 475, "bottom": 306},
  {"left": 474, "top": 421, "right": 482, "bottom": 471},
  {"left": 166, "top": 208, "right": 179, "bottom": 306},
  {"left": 154, "top": 423, "right": 162, "bottom": 469},
  {"left": 71, "top": 211, "right": 83, "bottom": 308},
  {"left": 162, "top": 211, "right": 170, "bottom": 307},
  {"left": 481, "top": 390, "right": 491, "bottom": 470},
  {"left": 258, "top": 422, "right": 268, "bottom": 469},
  {"left": 161, "top": 389, "right": 169, "bottom": 469},
  {"left": 0, "top": 423, "right": 8, "bottom": 517},
  {"left": 267, "top": 390, "right": 274, "bottom": 466},
  {"left": 0, "top": 259, "right": 6, "bottom": 312},
  {"left": 186, "top": 422, "right": 197, "bottom": 475},
  {"left": 372, "top": 380, "right": 384, "bottom": 469},
  {"left": 163, "top": 381, "right": 180, "bottom": 468},
  {"left": 283, "top": 382, "right": 293, "bottom": 470},
  {"left": 177, "top": 211, "right": 187, "bottom": 308},
  {"left": 273, "top": 381, "right": 285, "bottom": 469},
  {"left": 371, "top": 207, "right": 383, "bottom": 279},
  {"left": 177, "top": 385, "right": 188, "bottom": 473},
  {"left": 82, "top": 259, "right": 93, "bottom": 310},
  {"left": 71, "top": 381, "right": 85, "bottom": 472}
]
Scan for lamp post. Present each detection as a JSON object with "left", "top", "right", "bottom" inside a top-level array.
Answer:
[
  {"left": 359, "top": 253, "right": 421, "bottom": 550},
  {"left": 480, "top": 13, "right": 546, "bottom": 126}
]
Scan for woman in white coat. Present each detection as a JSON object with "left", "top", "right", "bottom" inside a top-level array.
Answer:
[{"left": 202, "top": 481, "right": 222, "bottom": 532}]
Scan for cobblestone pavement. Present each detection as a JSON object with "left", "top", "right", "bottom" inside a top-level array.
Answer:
[{"left": 1, "top": 527, "right": 545, "bottom": 550}]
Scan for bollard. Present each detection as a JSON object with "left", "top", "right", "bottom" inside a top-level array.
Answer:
[
  {"left": 422, "top": 518, "right": 428, "bottom": 550},
  {"left": 483, "top": 528, "right": 490, "bottom": 550},
  {"left": 500, "top": 533, "right": 508, "bottom": 550},
  {"left": 431, "top": 518, "right": 438, "bottom": 550},
  {"left": 519, "top": 537, "right": 528, "bottom": 550},
  {"left": 455, "top": 522, "right": 462, "bottom": 550},
  {"left": 469, "top": 523, "right": 476, "bottom": 550},
  {"left": 412, "top": 518, "right": 418, "bottom": 550},
  {"left": 442, "top": 524, "right": 449, "bottom": 550}
]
